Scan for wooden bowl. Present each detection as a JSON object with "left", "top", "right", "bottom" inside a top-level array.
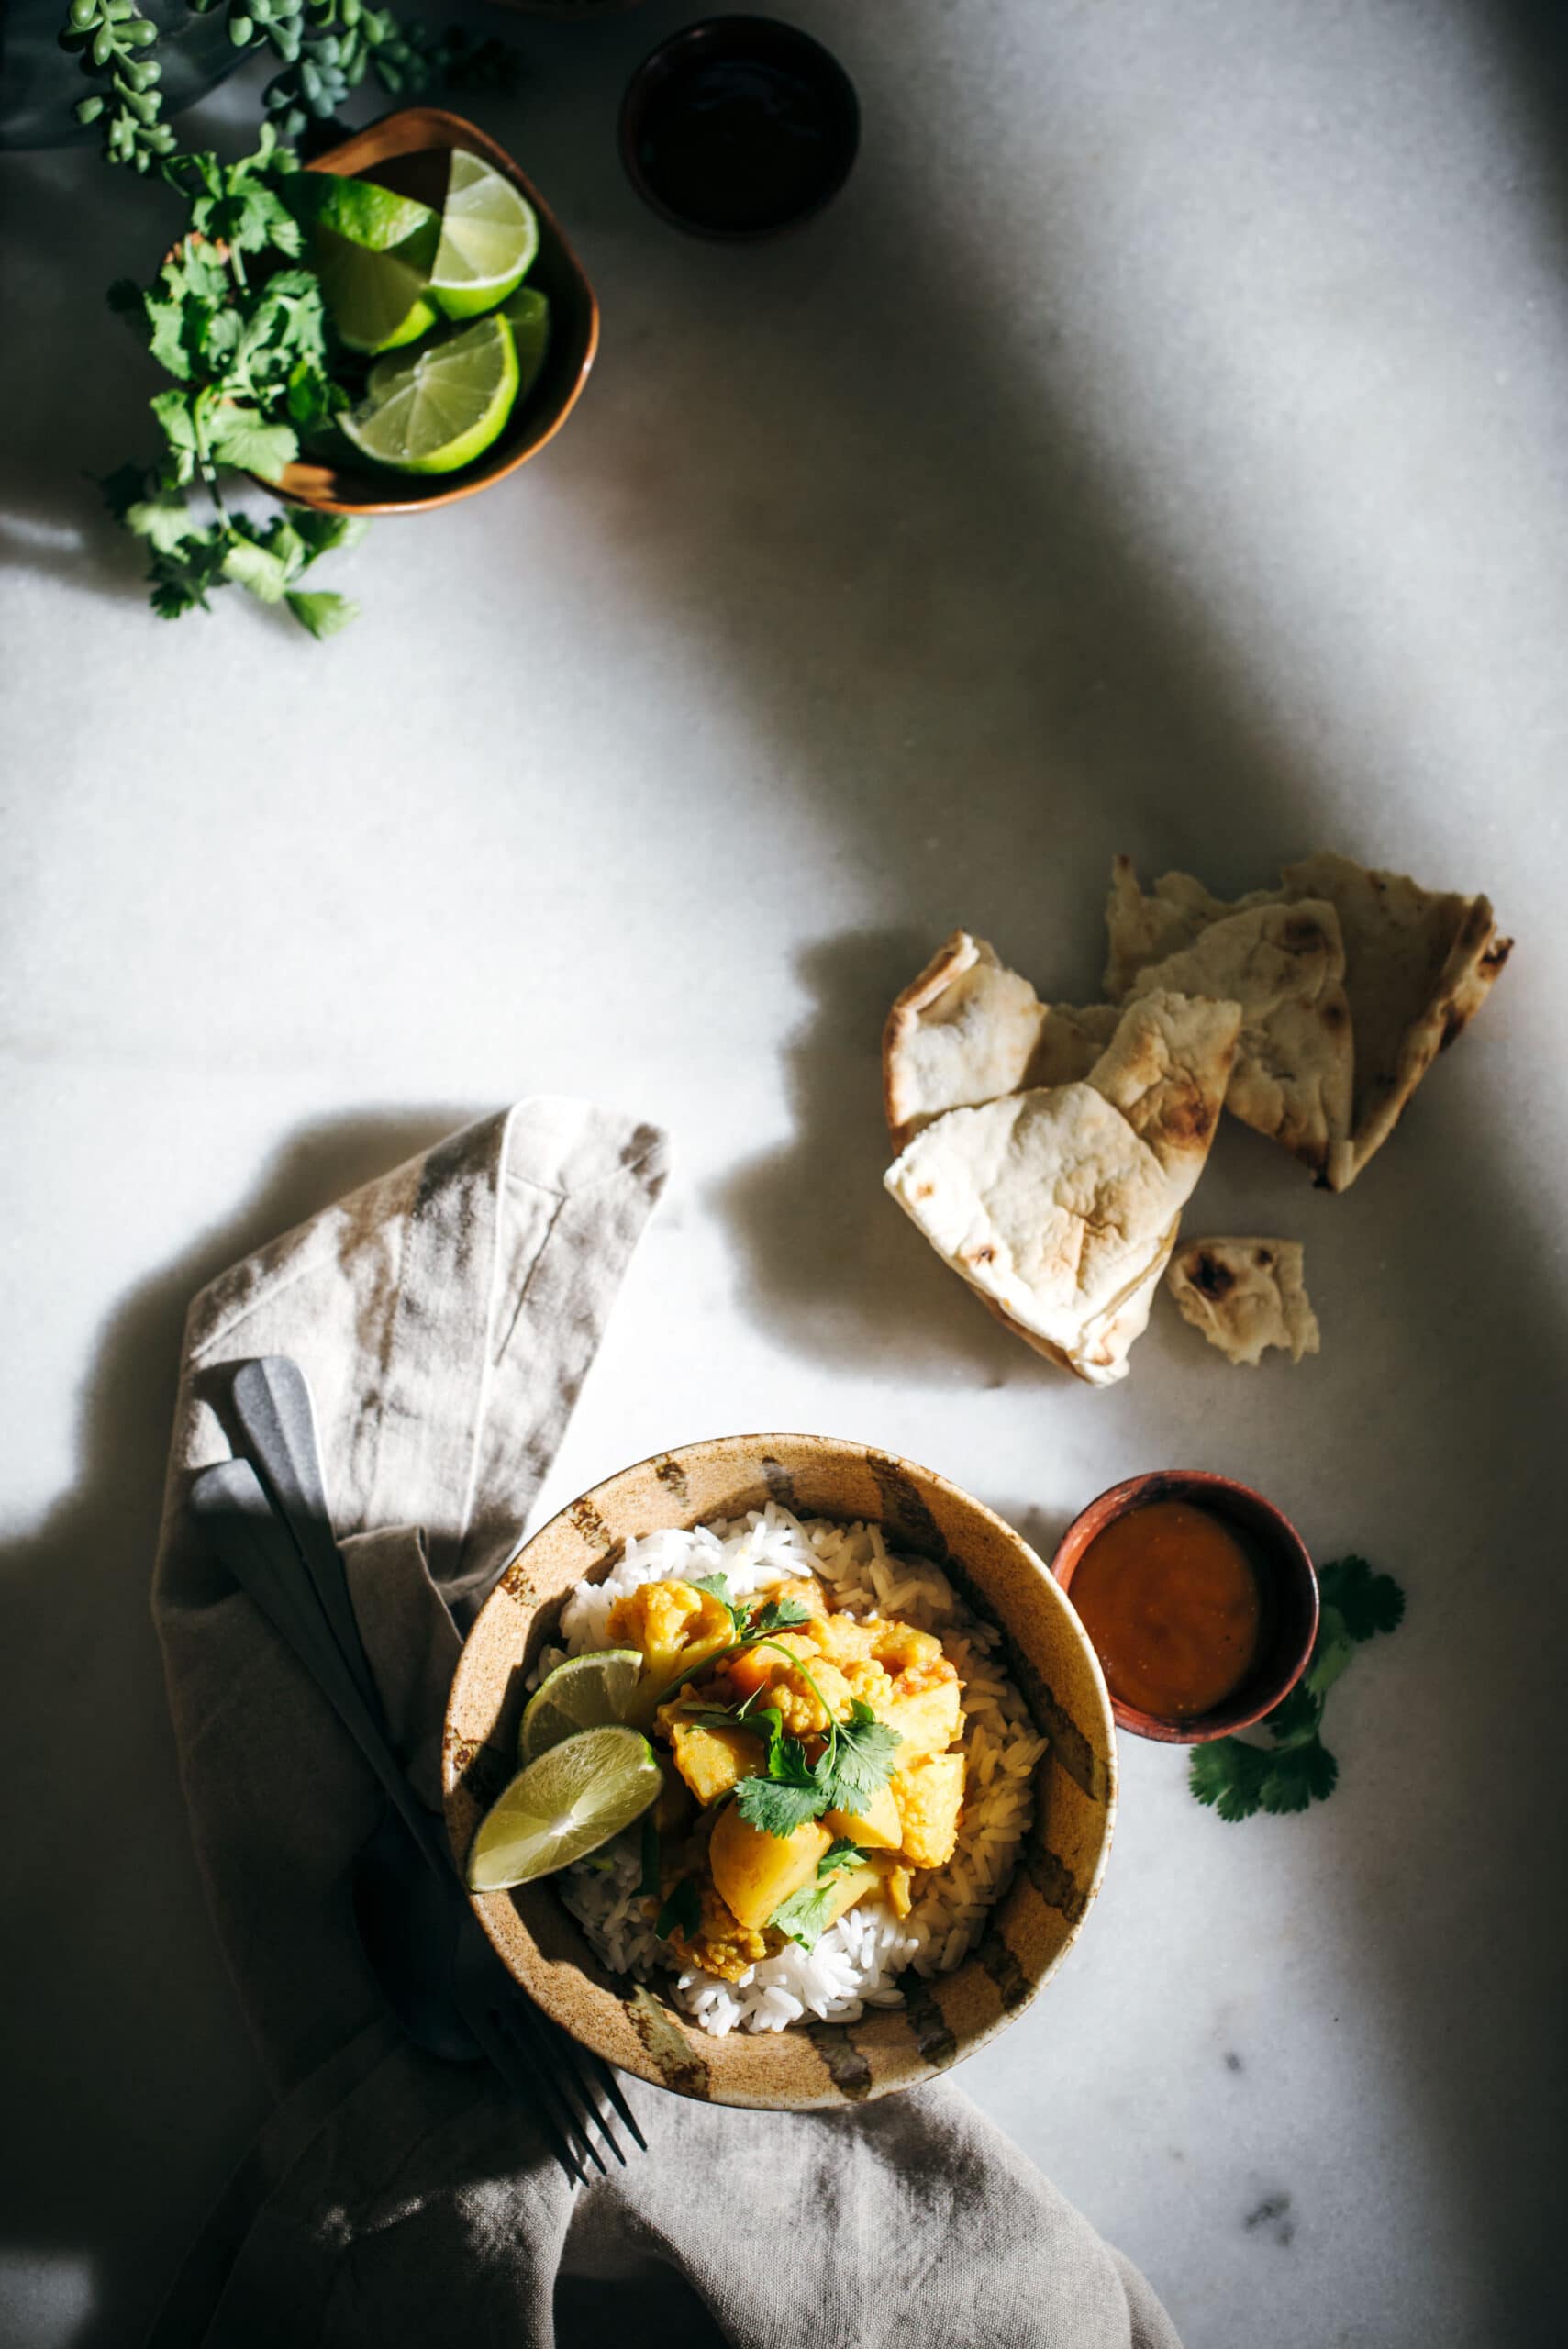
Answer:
[
  {"left": 442, "top": 1432, "right": 1117, "bottom": 2110},
  {"left": 1050, "top": 1471, "right": 1319, "bottom": 1744},
  {"left": 267, "top": 107, "right": 598, "bottom": 517}
]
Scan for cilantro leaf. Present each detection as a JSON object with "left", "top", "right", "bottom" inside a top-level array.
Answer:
[
  {"left": 1187, "top": 1738, "right": 1269, "bottom": 1823},
  {"left": 744, "top": 1595, "right": 813, "bottom": 1638},
  {"left": 815, "top": 1699, "right": 901, "bottom": 1814},
  {"left": 122, "top": 492, "right": 199, "bottom": 556},
  {"left": 1258, "top": 1736, "right": 1338, "bottom": 1813},
  {"left": 734, "top": 1710, "right": 824, "bottom": 1837},
  {"left": 1303, "top": 1607, "right": 1356, "bottom": 1702},
  {"left": 206, "top": 406, "right": 297, "bottom": 480},
  {"left": 285, "top": 589, "right": 359, "bottom": 640},
  {"left": 1262, "top": 1680, "right": 1321, "bottom": 1747},
  {"left": 1318, "top": 1557, "right": 1405, "bottom": 1642},
  {"left": 769, "top": 1841, "right": 867, "bottom": 1949},
  {"left": 690, "top": 1572, "right": 748, "bottom": 1635},
  {"left": 654, "top": 1876, "right": 701, "bottom": 1943}
]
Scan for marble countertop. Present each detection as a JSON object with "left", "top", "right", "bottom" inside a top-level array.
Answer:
[{"left": 3, "top": 3, "right": 1565, "bottom": 2342}]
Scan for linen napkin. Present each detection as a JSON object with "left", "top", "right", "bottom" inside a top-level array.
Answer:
[{"left": 150, "top": 1097, "right": 1182, "bottom": 2349}]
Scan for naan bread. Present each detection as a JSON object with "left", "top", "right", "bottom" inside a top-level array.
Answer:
[
  {"left": 883, "top": 932, "right": 1120, "bottom": 1149},
  {"left": 883, "top": 933, "right": 1047, "bottom": 1152},
  {"left": 1166, "top": 1238, "right": 1320, "bottom": 1367},
  {"left": 1125, "top": 900, "right": 1354, "bottom": 1180},
  {"left": 884, "top": 990, "right": 1241, "bottom": 1386},
  {"left": 1278, "top": 852, "right": 1511, "bottom": 1189},
  {"left": 1106, "top": 852, "right": 1511, "bottom": 1188}
]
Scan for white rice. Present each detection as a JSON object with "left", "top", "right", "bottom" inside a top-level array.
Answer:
[{"left": 532, "top": 1502, "right": 1047, "bottom": 2037}]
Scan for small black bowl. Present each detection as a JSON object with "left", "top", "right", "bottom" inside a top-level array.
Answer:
[{"left": 619, "top": 15, "right": 860, "bottom": 240}]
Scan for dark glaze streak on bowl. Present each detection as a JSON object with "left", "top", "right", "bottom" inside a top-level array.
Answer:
[{"left": 808, "top": 2023, "right": 873, "bottom": 2099}]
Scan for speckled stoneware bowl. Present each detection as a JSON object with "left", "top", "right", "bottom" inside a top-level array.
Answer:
[{"left": 442, "top": 1432, "right": 1118, "bottom": 2110}]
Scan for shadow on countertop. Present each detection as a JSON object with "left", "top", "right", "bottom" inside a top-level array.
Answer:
[{"left": 0, "top": 1107, "right": 473, "bottom": 2349}]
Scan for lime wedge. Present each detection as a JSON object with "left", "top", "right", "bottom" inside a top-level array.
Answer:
[
  {"left": 499, "top": 284, "right": 551, "bottom": 401},
  {"left": 429, "top": 150, "right": 539, "bottom": 320},
  {"left": 466, "top": 1725, "right": 662, "bottom": 1892},
  {"left": 296, "top": 173, "right": 440, "bottom": 253},
  {"left": 522, "top": 1650, "right": 642, "bottom": 1762},
  {"left": 339, "top": 313, "right": 520, "bottom": 475},
  {"left": 311, "top": 222, "right": 439, "bottom": 356}
]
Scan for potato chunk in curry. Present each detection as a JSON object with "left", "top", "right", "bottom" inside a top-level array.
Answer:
[
  {"left": 894, "top": 1751, "right": 966, "bottom": 1869},
  {"left": 710, "top": 1808, "right": 831, "bottom": 1932}
]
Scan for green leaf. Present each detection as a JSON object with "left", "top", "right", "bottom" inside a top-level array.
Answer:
[
  {"left": 734, "top": 1710, "right": 825, "bottom": 1839},
  {"left": 816, "top": 1699, "right": 901, "bottom": 1814},
  {"left": 1262, "top": 1680, "right": 1321, "bottom": 1747},
  {"left": 123, "top": 491, "right": 197, "bottom": 553},
  {"left": 1187, "top": 1738, "right": 1268, "bottom": 1823},
  {"left": 149, "top": 388, "right": 198, "bottom": 452},
  {"left": 744, "top": 1595, "right": 814, "bottom": 1639},
  {"left": 769, "top": 1840, "right": 867, "bottom": 1949},
  {"left": 99, "top": 462, "right": 150, "bottom": 523},
  {"left": 288, "top": 509, "right": 367, "bottom": 559},
  {"left": 206, "top": 406, "right": 297, "bottom": 477},
  {"left": 654, "top": 1876, "right": 701, "bottom": 1943},
  {"left": 1258, "top": 1736, "right": 1338, "bottom": 1813},
  {"left": 221, "top": 532, "right": 292, "bottom": 603},
  {"left": 284, "top": 588, "right": 359, "bottom": 638},
  {"left": 1318, "top": 1557, "right": 1405, "bottom": 1642},
  {"left": 1303, "top": 1607, "right": 1356, "bottom": 1702},
  {"left": 690, "top": 1572, "right": 747, "bottom": 1635}
]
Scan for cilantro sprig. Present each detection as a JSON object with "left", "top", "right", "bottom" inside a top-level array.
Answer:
[
  {"left": 103, "top": 129, "right": 366, "bottom": 632},
  {"left": 1189, "top": 1556, "right": 1405, "bottom": 1822},
  {"left": 664, "top": 1574, "right": 905, "bottom": 1839},
  {"left": 769, "top": 1841, "right": 866, "bottom": 1949}
]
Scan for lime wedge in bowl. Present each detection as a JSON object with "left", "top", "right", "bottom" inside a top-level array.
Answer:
[
  {"left": 465, "top": 1724, "right": 662, "bottom": 1892},
  {"left": 313, "top": 227, "right": 440, "bottom": 355},
  {"left": 430, "top": 150, "right": 539, "bottom": 320},
  {"left": 500, "top": 284, "right": 551, "bottom": 401},
  {"left": 521, "top": 1650, "right": 642, "bottom": 1762},
  {"left": 339, "top": 313, "right": 520, "bottom": 475},
  {"left": 298, "top": 174, "right": 440, "bottom": 252}
]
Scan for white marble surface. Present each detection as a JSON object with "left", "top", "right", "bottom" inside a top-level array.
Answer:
[{"left": 3, "top": 3, "right": 1566, "bottom": 2342}]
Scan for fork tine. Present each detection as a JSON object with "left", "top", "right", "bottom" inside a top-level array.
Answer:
[
  {"left": 588, "top": 2053, "right": 647, "bottom": 2154},
  {"left": 465, "top": 2000, "right": 591, "bottom": 2188},
  {"left": 552, "top": 2032, "right": 633, "bottom": 2166},
  {"left": 495, "top": 2000, "right": 611, "bottom": 2176}
]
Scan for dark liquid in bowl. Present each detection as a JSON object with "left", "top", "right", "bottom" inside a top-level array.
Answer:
[{"left": 635, "top": 57, "right": 849, "bottom": 234}]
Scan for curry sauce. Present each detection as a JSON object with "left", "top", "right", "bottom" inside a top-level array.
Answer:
[{"left": 1071, "top": 1498, "right": 1262, "bottom": 1718}]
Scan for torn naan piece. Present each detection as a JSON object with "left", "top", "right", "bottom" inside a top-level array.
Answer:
[
  {"left": 1277, "top": 852, "right": 1511, "bottom": 1190},
  {"left": 1166, "top": 1237, "right": 1320, "bottom": 1367},
  {"left": 884, "top": 990, "right": 1242, "bottom": 1385},
  {"left": 1106, "top": 851, "right": 1511, "bottom": 1189},
  {"left": 1124, "top": 900, "right": 1354, "bottom": 1181},
  {"left": 882, "top": 931, "right": 1119, "bottom": 1150}
]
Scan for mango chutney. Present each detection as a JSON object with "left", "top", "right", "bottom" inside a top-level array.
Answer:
[{"left": 1069, "top": 1498, "right": 1262, "bottom": 1719}]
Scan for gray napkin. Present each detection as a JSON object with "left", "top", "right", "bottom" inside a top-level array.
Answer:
[{"left": 151, "top": 1099, "right": 1182, "bottom": 2349}]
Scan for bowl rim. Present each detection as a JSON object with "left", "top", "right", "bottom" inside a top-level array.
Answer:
[
  {"left": 442, "top": 1430, "right": 1118, "bottom": 2106},
  {"left": 618, "top": 14, "right": 861, "bottom": 241},
  {"left": 260, "top": 105, "right": 599, "bottom": 517},
  {"left": 1050, "top": 1468, "right": 1320, "bottom": 1744}
]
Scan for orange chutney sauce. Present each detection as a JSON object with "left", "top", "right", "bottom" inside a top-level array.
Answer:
[{"left": 1071, "top": 1498, "right": 1262, "bottom": 1718}]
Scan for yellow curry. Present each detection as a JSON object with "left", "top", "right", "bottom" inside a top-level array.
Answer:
[{"left": 608, "top": 1574, "right": 967, "bottom": 1981}]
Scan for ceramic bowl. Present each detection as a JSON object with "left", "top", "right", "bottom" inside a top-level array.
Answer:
[
  {"left": 1050, "top": 1470, "right": 1319, "bottom": 1744},
  {"left": 266, "top": 107, "right": 597, "bottom": 517},
  {"left": 442, "top": 1432, "right": 1117, "bottom": 2110},
  {"left": 619, "top": 16, "right": 860, "bottom": 239}
]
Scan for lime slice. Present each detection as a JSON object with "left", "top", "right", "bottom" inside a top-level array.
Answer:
[
  {"left": 429, "top": 150, "right": 539, "bottom": 320},
  {"left": 311, "top": 222, "right": 439, "bottom": 356},
  {"left": 521, "top": 1650, "right": 642, "bottom": 1762},
  {"left": 296, "top": 173, "right": 440, "bottom": 254},
  {"left": 466, "top": 1725, "right": 662, "bottom": 1892},
  {"left": 339, "top": 314, "right": 520, "bottom": 475},
  {"left": 499, "top": 284, "right": 551, "bottom": 401}
]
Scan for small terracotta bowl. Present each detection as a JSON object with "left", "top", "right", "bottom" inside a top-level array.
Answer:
[
  {"left": 1050, "top": 1471, "right": 1319, "bottom": 1745},
  {"left": 442, "top": 1432, "right": 1117, "bottom": 2110},
  {"left": 265, "top": 106, "right": 598, "bottom": 517}
]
